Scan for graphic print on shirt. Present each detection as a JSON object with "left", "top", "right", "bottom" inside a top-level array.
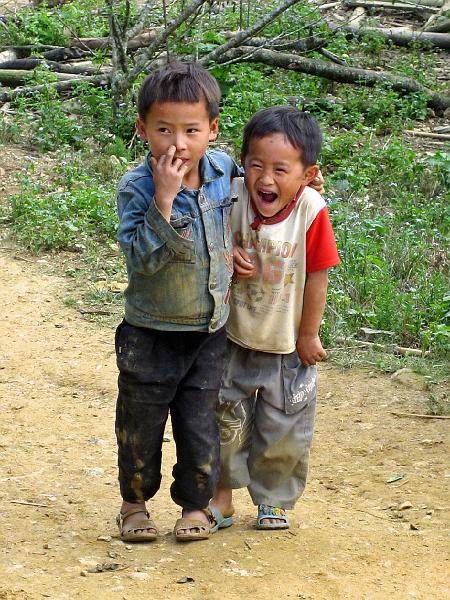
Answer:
[{"left": 232, "top": 229, "right": 300, "bottom": 316}]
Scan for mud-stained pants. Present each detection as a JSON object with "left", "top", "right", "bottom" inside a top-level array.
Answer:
[
  {"left": 115, "top": 320, "right": 227, "bottom": 510},
  {"left": 217, "top": 341, "right": 317, "bottom": 509}
]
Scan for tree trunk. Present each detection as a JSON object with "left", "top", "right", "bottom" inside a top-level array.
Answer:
[
  {"left": 69, "top": 31, "right": 157, "bottom": 51},
  {"left": 0, "top": 74, "right": 110, "bottom": 103},
  {"left": 0, "top": 58, "right": 108, "bottom": 75},
  {"left": 344, "top": 0, "right": 442, "bottom": 9},
  {"left": 0, "top": 69, "right": 81, "bottom": 86},
  {"left": 327, "top": 18, "right": 450, "bottom": 49},
  {"left": 218, "top": 46, "right": 450, "bottom": 111}
]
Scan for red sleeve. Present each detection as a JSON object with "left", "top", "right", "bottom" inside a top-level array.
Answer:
[{"left": 306, "top": 206, "right": 340, "bottom": 273}]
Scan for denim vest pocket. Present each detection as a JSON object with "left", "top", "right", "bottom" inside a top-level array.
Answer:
[{"left": 169, "top": 215, "right": 196, "bottom": 264}]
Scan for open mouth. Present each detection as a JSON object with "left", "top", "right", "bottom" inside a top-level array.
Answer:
[{"left": 257, "top": 191, "right": 278, "bottom": 204}]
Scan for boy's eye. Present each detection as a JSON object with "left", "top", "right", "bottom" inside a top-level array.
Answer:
[
  {"left": 275, "top": 168, "right": 287, "bottom": 174},
  {"left": 187, "top": 128, "right": 199, "bottom": 134},
  {"left": 250, "top": 163, "right": 262, "bottom": 169},
  {"left": 158, "top": 127, "right": 171, "bottom": 133}
]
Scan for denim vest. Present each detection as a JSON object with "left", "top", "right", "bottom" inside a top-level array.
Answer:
[{"left": 117, "top": 149, "right": 241, "bottom": 333}]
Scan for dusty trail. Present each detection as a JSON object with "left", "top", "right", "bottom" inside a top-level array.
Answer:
[{"left": 0, "top": 250, "right": 448, "bottom": 600}]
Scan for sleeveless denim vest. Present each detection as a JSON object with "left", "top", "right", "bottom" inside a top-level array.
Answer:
[{"left": 117, "top": 149, "right": 241, "bottom": 332}]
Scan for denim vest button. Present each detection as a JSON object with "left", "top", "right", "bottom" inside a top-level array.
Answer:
[
  {"left": 208, "top": 243, "right": 215, "bottom": 252},
  {"left": 210, "top": 281, "right": 217, "bottom": 289}
]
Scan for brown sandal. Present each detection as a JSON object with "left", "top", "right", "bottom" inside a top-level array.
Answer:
[
  {"left": 173, "top": 517, "right": 210, "bottom": 542},
  {"left": 116, "top": 507, "right": 158, "bottom": 542}
]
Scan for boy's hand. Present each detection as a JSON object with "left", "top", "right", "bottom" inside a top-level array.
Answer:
[
  {"left": 296, "top": 334, "right": 327, "bottom": 367},
  {"left": 151, "top": 145, "right": 188, "bottom": 221},
  {"left": 233, "top": 246, "right": 256, "bottom": 278},
  {"left": 309, "top": 169, "right": 325, "bottom": 195}
]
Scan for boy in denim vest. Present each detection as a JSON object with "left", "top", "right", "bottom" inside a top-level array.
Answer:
[{"left": 114, "top": 62, "right": 240, "bottom": 542}]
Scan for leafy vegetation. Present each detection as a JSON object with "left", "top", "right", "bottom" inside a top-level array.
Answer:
[{"left": 0, "top": 1, "right": 449, "bottom": 369}]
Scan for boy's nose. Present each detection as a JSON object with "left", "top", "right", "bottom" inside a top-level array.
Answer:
[
  {"left": 260, "top": 170, "right": 274, "bottom": 184},
  {"left": 173, "top": 134, "right": 188, "bottom": 151}
]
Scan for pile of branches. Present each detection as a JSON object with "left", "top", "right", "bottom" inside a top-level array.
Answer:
[{"left": 0, "top": 0, "right": 449, "bottom": 112}]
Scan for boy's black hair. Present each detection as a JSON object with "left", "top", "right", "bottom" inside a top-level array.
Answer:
[
  {"left": 241, "top": 106, "right": 322, "bottom": 167},
  {"left": 137, "top": 62, "right": 221, "bottom": 121}
]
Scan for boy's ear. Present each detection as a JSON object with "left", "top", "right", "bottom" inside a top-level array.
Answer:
[
  {"left": 304, "top": 164, "right": 320, "bottom": 185},
  {"left": 209, "top": 117, "right": 219, "bottom": 141},
  {"left": 136, "top": 118, "right": 147, "bottom": 141}
]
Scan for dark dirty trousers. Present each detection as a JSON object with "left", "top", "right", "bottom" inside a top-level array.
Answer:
[{"left": 115, "top": 320, "right": 227, "bottom": 510}]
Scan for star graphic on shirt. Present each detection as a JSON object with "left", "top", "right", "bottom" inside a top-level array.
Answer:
[{"left": 284, "top": 272, "right": 295, "bottom": 286}]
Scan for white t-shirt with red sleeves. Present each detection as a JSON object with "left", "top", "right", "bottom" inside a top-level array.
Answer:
[{"left": 227, "top": 177, "right": 340, "bottom": 354}]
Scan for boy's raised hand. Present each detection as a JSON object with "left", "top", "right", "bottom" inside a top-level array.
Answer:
[
  {"left": 309, "top": 169, "right": 325, "bottom": 195},
  {"left": 233, "top": 246, "right": 256, "bottom": 278},
  {"left": 151, "top": 145, "right": 188, "bottom": 221}
]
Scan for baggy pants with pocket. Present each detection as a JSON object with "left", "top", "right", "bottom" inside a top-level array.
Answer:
[{"left": 217, "top": 340, "right": 317, "bottom": 509}]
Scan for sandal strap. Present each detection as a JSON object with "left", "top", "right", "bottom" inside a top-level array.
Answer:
[
  {"left": 258, "top": 504, "right": 286, "bottom": 517},
  {"left": 119, "top": 507, "right": 149, "bottom": 522}
]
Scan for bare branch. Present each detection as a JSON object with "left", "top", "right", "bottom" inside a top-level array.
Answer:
[
  {"left": 199, "top": 0, "right": 304, "bottom": 65},
  {"left": 0, "top": 74, "right": 110, "bottom": 104},
  {"left": 217, "top": 46, "right": 450, "bottom": 111},
  {"left": 106, "top": 0, "right": 129, "bottom": 74},
  {"left": 125, "top": 0, "right": 209, "bottom": 84},
  {"left": 127, "top": 0, "right": 156, "bottom": 41}
]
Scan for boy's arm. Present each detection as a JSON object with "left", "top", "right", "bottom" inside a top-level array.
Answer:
[
  {"left": 117, "top": 187, "right": 193, "bottom": 277},
  {"left": 296, "top": 269, "right": 328, "bottom": 367}
]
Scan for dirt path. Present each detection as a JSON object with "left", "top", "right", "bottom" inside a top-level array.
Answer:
[{"left": 0, "top": 250, "right": 448, "bottom": 600}]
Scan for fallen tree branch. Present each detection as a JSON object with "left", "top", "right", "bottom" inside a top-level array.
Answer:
[
  {"left": 423, "top": 0, "right": 450, "bottom": 32},
  {"left": 406, "top": 129, "right": 450, "bottom": 140},
  {"left": 335, "top": 337, "right": 431, "bottom": 356},
  {"left": 0, "top": 69, "right": 81, "bottom": 86},
  {"left": 0, "top": 73, "right": 110, "bottom": 103},
  {"left": 33, "top": 0, "right": 74, "bottom": 6},
  {"left": 331, "top": 20, "right": 450, "bottom": 49},
  {"left": 344, "top": 0, "right": 441, "bottom": 10},
  {"left": 233, "top": 35, "right": 326, "bottom": 53},
  {"left": 0, "top": 47, "right": 89, "bottom": 62},
  {"left": 0, "top": 58, "right": 107, "bottom": 75},
  {"left": 391, "top": 411, "right": 450, "bottom": 419},
  {"left": 69, "top": 31, "right": 157, "bottom": 51},
  {"left": 217, "top": 46, "right": 450, "bottom": 111},
  {"left": 10, "top": 500, "right": 49, "bottom": 507}
]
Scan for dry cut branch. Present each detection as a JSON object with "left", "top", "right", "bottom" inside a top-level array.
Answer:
[
  {"left": 0, "top": 58, "right": 107, "bottom": 76},
  {"left": 424, "top": 0, "right": 450, "bottom": 32},
  {"left": 70, "top": 32, "right": 158, "bottom": 51},
  {"left": 343, "top": 0, "right": 442, "bottom": 11},
  {"left": 0, "top": 69, "right": 81, "bottom": 86},
  {"left": 0, "top": 74, "right": 110, "bottom": 104},
  {"left": 218, "top": 46, "right": 450, "bottom": 111},
  {"left": 327, "top": 17, "right": 450, "bottom": 49}
]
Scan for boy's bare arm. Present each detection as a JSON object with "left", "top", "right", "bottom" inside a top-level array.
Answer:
[
  {"left": 151, "top": 144, "right": 188, "bottom": 221},
  {"left": 296, "top": 269, "right": 329, "bottom": 367}
]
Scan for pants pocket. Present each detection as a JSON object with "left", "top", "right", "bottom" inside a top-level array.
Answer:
[
  {"left": 115, "top": 321, "right": 156, "bottom": 376},
  {"left": 281, "top": 353, "right": 317, "bottom": 414}
]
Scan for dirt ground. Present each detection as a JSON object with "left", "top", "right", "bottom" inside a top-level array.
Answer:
[{"left": 0, "top": 236, "right": 449, "bottom": 600}]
